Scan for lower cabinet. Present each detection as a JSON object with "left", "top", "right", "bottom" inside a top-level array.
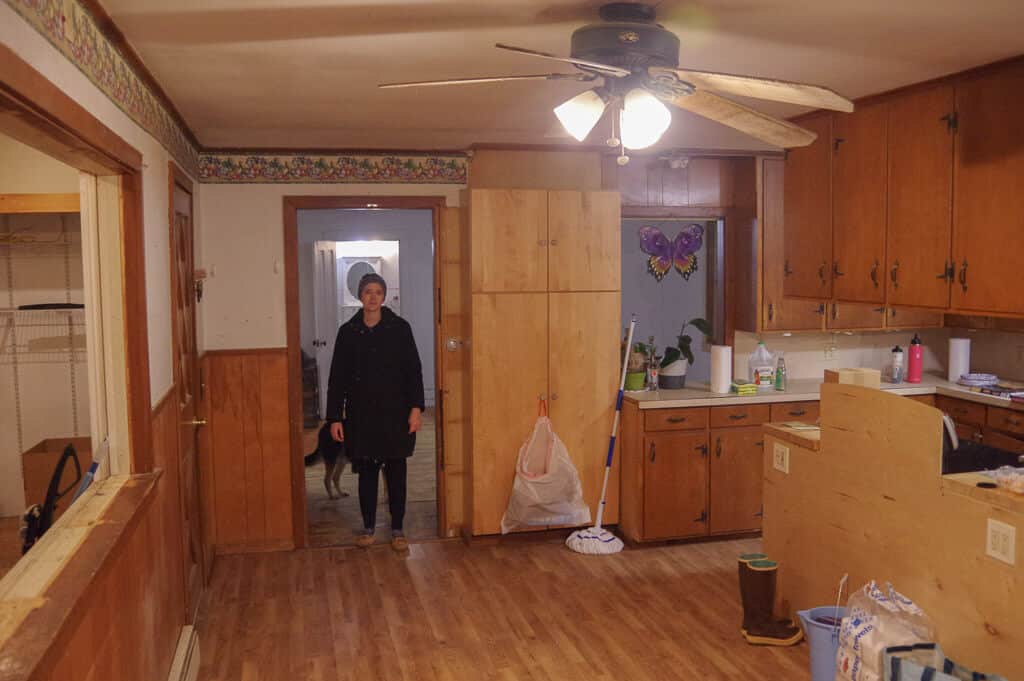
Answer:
[
  {"left": 710, "top": 426, "right": 765, "bottom": 534},
  {"left": 642, "top": 431, "right": 708, "bottom": 540}
]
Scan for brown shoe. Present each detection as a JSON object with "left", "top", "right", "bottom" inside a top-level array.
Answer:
[
  {"left": 391, "top": 535, "right": 409, "bottom": 552},
  {"left": 355, "top": 533, "right": 375, "bottom": 548}
]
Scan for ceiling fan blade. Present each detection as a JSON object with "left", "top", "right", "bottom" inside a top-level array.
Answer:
[
  {"left": 495, "top": 43, "right": 630, "bottom": 77},
  {"left": 654, "top": 67, "right": 854, "bottom": 112},
  {"left": 669, "top": 90, "right": 818, "bottom": 148},
  {"left": 379, "top": 73, "right": 593, "bottom": 89}
]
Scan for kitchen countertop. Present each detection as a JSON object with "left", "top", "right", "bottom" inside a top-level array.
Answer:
[
  {"left": 942, "top": 471, "right": 1024, "bottom": 515},
  {"left": 625, "top": 372, "right": 1024, "bottom": 411},
  {"left": 763, "top": 423, "right": 821, "bottom": 451}
]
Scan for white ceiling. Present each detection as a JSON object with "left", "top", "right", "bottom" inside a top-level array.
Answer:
[{"left": 100, "top": 0, "right": 1024, "bottom": 151}]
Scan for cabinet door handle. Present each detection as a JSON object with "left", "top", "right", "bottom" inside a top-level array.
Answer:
[
  {"left": 958, "top": 260, "right": 968, "bottom": 293},
  {"left": 694, "top": 510, "right": 708, "bottom": 523},
  {"left": 666, "top": 416, "right": 687, "bottom": 424},
  {"left": 715, "top": 437, "right": 722, "bottom": 458},
  {"left": 832, "top": 261, "right": 845, "bottom": 278},
  {"left": 649, "top": 442, "right": 656, "bottom": 462},
  {"left": 767, "top": 302, "right": 774, "bottom": 322},
  {"left": 818, "top": 262, "right": 829, "bottom": 285},
  {"left": 537, "top": 239, "right": 548, "bottom": 246},
  {"left": 755, "top": 441, "right": 764, "bottom": 447},
  {"left": 870, "top": 260, "right": 880, "bottom": 288},
  {"left": 729, "top": 413, "right": 748, "bottom": 421},
  {"left": 816, "top": 303, "right": 826, "bottom": 316},
  {"left": 789, "top": 409, "right": 806, "bottom": 417},
  {"left": 549, "top": 239, "right": 559, "bottom": 246},
  {"left": 890, "top": 260, "right": 900, "bottom": 289},
  {"left": 784, "top": 260, "right": 793, "bottom": 278},
  {"left": 696, "top": 443, "right": 708, "bottom": 458}
]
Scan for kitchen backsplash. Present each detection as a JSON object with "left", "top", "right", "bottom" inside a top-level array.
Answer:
[{"left": 949, "top": 328, "right": 1024, "bottom": 382}]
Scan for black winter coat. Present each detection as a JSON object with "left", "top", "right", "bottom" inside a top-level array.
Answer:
[{"left": 325, "top": 307, "right": 425, "bottom": 461}]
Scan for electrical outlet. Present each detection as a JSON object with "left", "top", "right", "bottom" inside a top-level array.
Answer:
[
  {"left": 772, "top": 442, "right": 790, "bottom": 474},
  {"left": 986, "top": 519, "right": 1016, "bottom": 565}
]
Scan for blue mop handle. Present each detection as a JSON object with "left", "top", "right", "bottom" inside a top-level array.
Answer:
[
  {"left": 71, "top": 461, "right": 99, "bottom": 503},
  {"left": 594, "top": 316, "right": 636, "bottom": 530}
]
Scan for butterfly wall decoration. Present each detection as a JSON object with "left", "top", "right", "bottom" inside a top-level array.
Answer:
[{"left": 639, "top": 224, "right": 704, "bottom": 282}]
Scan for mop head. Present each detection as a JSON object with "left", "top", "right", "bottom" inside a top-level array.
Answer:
[{"left": 565, "top": 526, "right": 624, "bottom": 555}]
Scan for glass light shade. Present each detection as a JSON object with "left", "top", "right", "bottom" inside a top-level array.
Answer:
[
  {"left": 554, "top": 89, "right": 607, "bottom": 142},
  {"left": 620, "top": 88, "right": 672, "bottom": 150}
]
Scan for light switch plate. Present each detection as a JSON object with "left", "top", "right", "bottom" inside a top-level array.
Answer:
[
  {"left": 986, "top": 519, "right": 1016, "bottom": 565},
  {"left": 772, "top": 442, "right": 790, "bottom": 474}
]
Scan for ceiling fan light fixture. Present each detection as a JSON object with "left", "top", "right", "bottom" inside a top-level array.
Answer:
[
  {"left": 620, "top": 88, "right": 671, "bottom": 150},
  {"left": 554, "top": 89, "right": 608, "bottom": 142}
]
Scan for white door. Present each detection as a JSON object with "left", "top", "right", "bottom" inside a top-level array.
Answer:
[{"left": 312, "top": 241, "right": 340, "bottom": 419}]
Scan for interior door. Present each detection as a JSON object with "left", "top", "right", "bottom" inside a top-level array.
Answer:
[
  {"left": 312, "top": 241, "right": 340, "bottom": 418},
  {"left": 886, "top": 85, "right": 955, "bottom": 308},
  {"left": 171, "top": 191, "right": 203, "bottom": 622},
  {"left": 709, "top": 427, "right": 764, "bottom": 534},
  {"left": 549, "top": 291, "right": 621, "bottom": 525},
  {"left": 783, "top": 112, "right": 833, "bottom": 299},
  {"left": 832, "top": 103, "right": 887, "bottom": 304},
  {"left": 642, "top": 431, "right": 708, "bottom": 540}
]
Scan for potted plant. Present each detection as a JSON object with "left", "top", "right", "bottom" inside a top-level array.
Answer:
[
  {"left": 659, "top": 318, "right": 712, "bottom": 389},
  {"left": 625, "top": 341, "right": 652, "bottom": 391}
]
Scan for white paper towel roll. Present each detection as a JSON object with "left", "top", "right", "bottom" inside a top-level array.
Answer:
[
  {"left": 711, "top": 345, "right": 732, "bottom": 394},
  {"left": 948, "top": 338, "right": 971, "bottom": 383}
]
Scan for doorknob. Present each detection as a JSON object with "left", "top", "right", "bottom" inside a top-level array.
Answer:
[{"left": 184, "top": 419, "right": 207, "bottom": 427}]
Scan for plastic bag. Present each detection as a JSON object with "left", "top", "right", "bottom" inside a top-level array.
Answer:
[
  {"left": 500, "top": 415, "right": 591, "bottom": 534},
  {"left": 883, "top": 643, "right": 1008, "bottom": 681},
  {"left": 836, "top": 581, "right": 935, "bottom": 681}
]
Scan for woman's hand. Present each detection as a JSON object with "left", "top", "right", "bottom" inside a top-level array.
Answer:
[
  {"left": 408, "top": 408, "right": 423, "bottom": 434},
  {"left": 330, "top": 421, "right": 344, "bottom": 442}
]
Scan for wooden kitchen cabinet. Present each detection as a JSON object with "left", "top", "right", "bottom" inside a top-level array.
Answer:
[
  {"left": 642, "top": 431, "right": 709, "bottom": 540},
  {"left": 761, "top": 159, "right": 826, "bottom": 332},
  {"left": 952, "top": 61, "right": 1024, "bottom": 315},
  {"left": 826, "top": 302, "right": 886, "bottom": 330},
  {"left": 886, "top": 306, "right": 944, "bottom": 329},
  {"left": 470, "top": 189, "right": 548, "bottom": 293},
  {"left": 770, "top": 401, "right": 820, "bottom": 423},
  {"left": 784, "top": 113, "right": 833, "bottom": 300},
  {"left": 886, "top": 85, "right": 955, "bottom": 309},
  {"left": 832, "top": 102, "right": 888, "bottom": 304},
  {"left": 547, "top": 191, "right": 620, "bottom": 292},
  {"left": 710, "top": 426, "right": 765, "bottom": 534}
]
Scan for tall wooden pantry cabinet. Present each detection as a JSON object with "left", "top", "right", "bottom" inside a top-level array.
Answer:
[{"left": 466, "top": 189, "right": 621, "bottom": 536}]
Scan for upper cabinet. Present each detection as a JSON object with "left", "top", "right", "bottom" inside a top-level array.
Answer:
[
  {"left": 547, "top": 191, "right": 620, "bottom": 292},
  {"left": 952, "top": 61, "right": 1024, "bottom": 316},
  {"left": 832, "top": 102, "right": 888, "bottom": 304},
  {"left": 783, "top": 113, "right": 833, "bottom": 299},
  {"left": 887, "top": 85, "right": 955, "bottom": 309}
]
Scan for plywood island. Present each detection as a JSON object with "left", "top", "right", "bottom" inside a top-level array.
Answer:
[{"left": 763, "top": 384, "right": 1022, "bottom": 679}]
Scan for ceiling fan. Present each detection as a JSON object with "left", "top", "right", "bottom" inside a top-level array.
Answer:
[{"left": 379, "top": 2, "right": 854, "bottom": 161}]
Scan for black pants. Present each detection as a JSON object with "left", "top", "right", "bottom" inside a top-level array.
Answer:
[{"left": 357, "top": 458, "right": 407, "bottom": 531}]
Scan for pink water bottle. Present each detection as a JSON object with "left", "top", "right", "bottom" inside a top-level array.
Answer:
[{"left": 907, "top": 333, "right": 923, "bottom": 383}]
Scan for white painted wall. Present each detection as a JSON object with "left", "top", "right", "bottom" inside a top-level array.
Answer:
[
  {"left": 2, "top": 5, "right": 197, "bottom": 405},
  {"left": 0, "top": 133, "right": 80, "bottom": 193},
  {"left": 622, "top": 219, "right": 713, "bottom": 381},
  {"left": 196, "top": 184, "right": 460, "bottom": 350},
  {"left": 298, "top": 210, "right": 435, "bottom": 406}
]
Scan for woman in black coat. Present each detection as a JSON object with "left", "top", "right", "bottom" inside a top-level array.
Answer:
[{"left": 326, "top": 273, "right": 424, "bottom": 551}]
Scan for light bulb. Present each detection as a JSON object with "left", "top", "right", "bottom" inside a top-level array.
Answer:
[
  {"left": 620, "top": 88, "right": 671, "bottom": 150},
  {"left": 554, "top": 90, "right": 607, "bottom": 142}
]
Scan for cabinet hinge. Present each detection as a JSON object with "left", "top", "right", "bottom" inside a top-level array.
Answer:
[
  {"left": 694, "top": 509, "right": 708, "bottom": 524},
  {"left": 941, "top": 112, "right": 959, "bottom": 132}
]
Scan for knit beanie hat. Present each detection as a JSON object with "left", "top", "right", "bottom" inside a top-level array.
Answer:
[{"left": 357, "top": 272, "right": 388, "bottom": 298}]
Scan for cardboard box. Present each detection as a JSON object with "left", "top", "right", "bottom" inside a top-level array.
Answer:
[{"left": 824, "top": 368, "right": 882, "bottom": 389}]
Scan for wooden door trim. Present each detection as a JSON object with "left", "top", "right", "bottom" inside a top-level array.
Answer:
[
  {"left": 0, "top": 193, "right": 80, "bottom": 213},
  {"left": 283, "top": 195, "right": 448, "bottom": 548}
]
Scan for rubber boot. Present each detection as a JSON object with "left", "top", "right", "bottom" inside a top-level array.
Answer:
[
  {"left": 737, "top": 553, "right": 767, "bottom": 635},
  {"left": 740, "top": 559, "right": 803, "bottom": 646}
]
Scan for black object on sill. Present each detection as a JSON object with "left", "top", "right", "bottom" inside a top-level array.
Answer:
[
  {"left": 17, "top": 303, "right": 85, "bottom": 310},
  {"left": 976, "top": 482, "right": 997, "bottom": 489}
]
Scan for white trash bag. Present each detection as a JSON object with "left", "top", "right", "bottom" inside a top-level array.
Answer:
[
  {"left": 836, "top": 581, "right": 935, "bottom": 681},
  {"left": 500, "top": 412, "right": 591, "bottom": 534}
]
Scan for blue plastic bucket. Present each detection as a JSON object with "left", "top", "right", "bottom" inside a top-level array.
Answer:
[{"left": 797, "top": 606, "right": 846, "bottom": 681}]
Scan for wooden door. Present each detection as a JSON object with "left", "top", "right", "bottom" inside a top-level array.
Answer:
[
  {"left": 470, "top": 189, "right": 548, "bottom": 293},
  {"left": 885, "top": 306, "right": 944, "bottom": 329},
  {"left": 548, "top": 191, "right": 620, "bottom": 292},
  {"left": 761, "top": 159, "right": 826, "bottom": 332},
  {"left": 470, "top": 293, "right": 548, "bottom": 535},
  {"left": 170, "top": 191, "right": 204, "bottom": 622},
  {"left": 311, "top": 241, "right": 339, "bottom": 418},
  {"left": 709, "top": 426, "right": 764, "bottom": 534},
  {"left": 887, "top": 85, "right": 955, "bottom": 308},
  {"left": 549, "top": 292, "right": 620, "bottom": 525},
  {"left": 642, "top": 431, "right": 708, "bottom": 540},
  {"left": 952, "top": 62, "right": 1024, "bottom": 315},
  {"left": 832, "top": 103, "right": 887, "bottom": 303},
  {"left": 783, "top": 113, "right": 833, "bottom": 299},
  {"left": 826, "top": 302, "right": 885, "bottom": 330}
]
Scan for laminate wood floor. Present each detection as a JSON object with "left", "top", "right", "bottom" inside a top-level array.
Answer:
[
  {"left": 195, "top": 536, "right": 810, "bottom": 681},
  {"left": 305, "top": 411, "right": 438, "bottom": 548}
]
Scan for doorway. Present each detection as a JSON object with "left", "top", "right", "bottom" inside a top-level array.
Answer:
[{"left": 296, "top": 206, "right": 440, "bottom": 547}]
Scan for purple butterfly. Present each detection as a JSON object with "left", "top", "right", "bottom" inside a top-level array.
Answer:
[{"left": 639, "top": 224, "right": 704, "bottom": 281}]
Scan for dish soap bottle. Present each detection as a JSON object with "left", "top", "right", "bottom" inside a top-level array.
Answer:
[
  {"left": 907, "top": 334, "right": 923, "bottom": 384},
  {"left": 748, "top": 341, "right": 776, "bottom": 389},
  {"left": 774, "top": 353, "right": 787, "bottom": 391}
]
